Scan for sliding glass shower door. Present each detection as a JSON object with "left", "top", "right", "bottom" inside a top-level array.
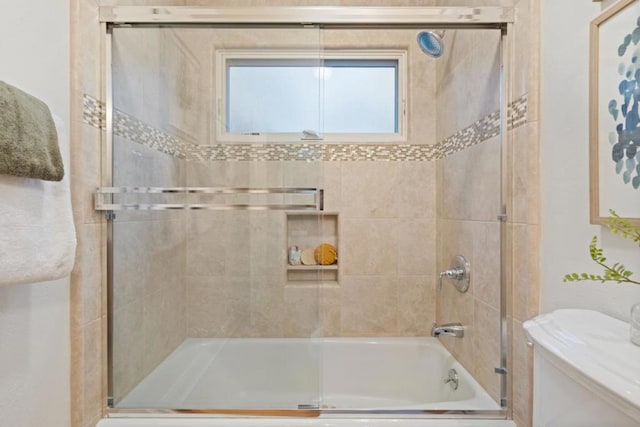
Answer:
[
  {"left": 108, "top": 24, "right": 326, "bottom": 410},
  {"left": 101, "top": 8, "right": 511, "bottom": 418}
]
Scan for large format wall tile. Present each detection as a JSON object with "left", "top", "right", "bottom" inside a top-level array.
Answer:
[
  {"left": 341, "top": 219, "right": 398, "bottom": 276},
  {"left": 512, "top": 318, "right": 533, "bottom": 426},
  {"left": 248, "top": 275, "right": 285, "bottom": 337},
  {"left": 512, "top": 224, "right": 539, "bottom": 323},
  {"left": 340, "top": 276, "right": 398, "bottom": 336},
  {"left": 82, "top": 319, "right": 103, "bottom": 427},
  {"left": 473, "top": 299, "right": 502, "bottom": 402},
  {"left": 435, "top": 29, "right": 501, "bottom": 142},
  {"left": 396, "top": 219, "right": 436, "bottom": 276},
  {"left": 439, "top": 136, "right": 502, "bottom": 222},
  {"left": 397, "top": 161, "right": 436, "bottom": 219},
  {"left": 511, "top": 122, "right": 540, "bottom": 225},
  {"left": 111, "top": 300, "right": 144, "bottom": 401},
  {"left": 186, "top": 211, "right": 251, "bottom": 277},
  {"left": 74, "top": 122, "right": 103, "bottom": 225},
  {"left": 248, "top": 212, "right": 287, "bottom": 277},
  {"left": 340, "top": 162, "right": 399, "bottom": 218},
  {"left": 471, "top": 221, "right": 501, "bottom": 309},
  {"left": 72, "top": 223, "right": 104, "bottom": 327},
  {"left": 397, "top": 275, "right": 435, "bottom": 336},
  {"left": 186, "top": 276, "right": 251, "bottom": 337},
  {"left": 283, "top": 286, "right": 321, "bottom": 337}
]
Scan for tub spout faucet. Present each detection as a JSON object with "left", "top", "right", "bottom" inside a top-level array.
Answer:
[{"left": 431, "top": 322, "right": 465, "bottom": 338}]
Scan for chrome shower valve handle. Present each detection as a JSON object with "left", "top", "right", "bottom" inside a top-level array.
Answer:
[
  {"left": 438, "top": 254, "right": 470, "bottom": 293},
  {"left": 438, "top": 266, "right": 465, "bottom": 286}
]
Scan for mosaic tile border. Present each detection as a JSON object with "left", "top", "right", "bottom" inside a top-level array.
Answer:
[
  {"left": 82, "top": 93, "right": 527, "bottom": 162},
  {"left": 189, "top": 143, "right": 442, "bottom": 162},
  {"left": 437, "top": 95, "right": 527, "bottom": 158},
  {"left": 82, "top": 94, "right": 104, "bottom": 129},
  {"left": 114, "top": 110, "right": 189, "bottom": 159}
]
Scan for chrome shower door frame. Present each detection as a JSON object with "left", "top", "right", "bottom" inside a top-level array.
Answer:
[{"left": 99, "top": 5, "right": 514, "bottom": 420}]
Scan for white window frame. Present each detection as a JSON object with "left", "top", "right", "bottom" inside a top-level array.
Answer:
[{"left": 215, "top": 49, "right": 408, "bottom": 143}]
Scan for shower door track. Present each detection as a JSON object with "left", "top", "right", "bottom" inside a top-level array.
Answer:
[
  {"left": 99, "top": 5, "right": 514, "bottom": 420},
  {"left": 100, "top": 6, "right": 513, "bottom": 25},
  {"left": 106, "top": 409, "right": 507, "bottom": 419}
]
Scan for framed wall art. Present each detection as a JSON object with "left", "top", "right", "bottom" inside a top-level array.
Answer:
[{"left": 590, "top": 0, "right": 640, "bottom": 224}]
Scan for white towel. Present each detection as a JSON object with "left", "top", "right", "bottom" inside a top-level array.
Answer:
[{"left": 0, "top": 115, "right": 76, "bottom": 286}]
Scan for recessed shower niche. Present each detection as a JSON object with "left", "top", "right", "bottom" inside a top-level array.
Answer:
[{"left": 285, "top": 211, "right": 339, "bottom": 284}]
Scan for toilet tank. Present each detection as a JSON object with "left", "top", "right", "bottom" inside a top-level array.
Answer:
[{"left": 524, "top": 309, "right": 640, "bottom": 427}]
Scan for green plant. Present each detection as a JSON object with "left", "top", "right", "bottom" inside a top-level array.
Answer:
[{"left": 564, "top": 210, "right": 640, "bottom": 285}]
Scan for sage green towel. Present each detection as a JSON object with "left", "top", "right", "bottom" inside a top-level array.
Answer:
[{"left": 0, "top": 81, "right": 64, "bottom": 181}]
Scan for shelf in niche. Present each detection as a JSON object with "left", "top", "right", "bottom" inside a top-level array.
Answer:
[
  {"left": 285, "top": 282, "right": 341, "bottom": 289},
  {"left": 285, "top": 211, "right": 339, "bottom": 284},
  {"left": 286, "top": 264, "right": 339, "bottom": 271}
]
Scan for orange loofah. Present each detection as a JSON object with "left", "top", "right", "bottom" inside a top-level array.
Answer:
[{"left": 314, "top": 243, "right": 337, "bottom": 265}]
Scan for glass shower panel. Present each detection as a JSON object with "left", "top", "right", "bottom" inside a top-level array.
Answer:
[
  {"left": 434, "top": 27, "right": 504, "bottom": 408},
  {"left": 315, "top": 26, "right": 504, "bottom": 411},
  {"left": 109, "top": 25, "right": 324, "bottom": 410},
  {"left": 107, "top": 19, "right": 507, "bottom": 416}
]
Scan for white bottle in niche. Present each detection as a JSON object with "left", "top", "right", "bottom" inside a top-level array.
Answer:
[
  {"left": 288, "top": 246, "right": 302, "bottom": 265},
  {"left": 631, "top": 302, "right": 640, "bottom": 346}
]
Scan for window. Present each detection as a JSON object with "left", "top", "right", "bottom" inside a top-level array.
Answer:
[{"left": 216, "top": 50, "right": 407, "bottom": 142}]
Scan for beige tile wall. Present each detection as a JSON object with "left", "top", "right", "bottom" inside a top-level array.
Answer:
[
  {"left": 435, "top": 29, "right": 502, "bottom": 142},
  {"left": 510, "top": 1, "right": 540, "bottom": 426},
  {"left": 184, "top": 159, "right": 437, "bottom": 338},
  {"left": 70, "top": 0, "right": 106, "bottom": 425},
  {"left": 179, "top": 26, "right": 438, "bottom": 338},
  {"left": 433, "top": 1, "right": 540, "bottom": 427}
]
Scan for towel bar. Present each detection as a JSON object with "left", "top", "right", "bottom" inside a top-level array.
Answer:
[{"left": 94, "top": 186, "right": 324, "bottom": 211}]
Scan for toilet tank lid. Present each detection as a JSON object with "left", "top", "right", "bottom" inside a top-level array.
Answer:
[{"left": 523, "top": 309, "right": 640, "bottom": 412}]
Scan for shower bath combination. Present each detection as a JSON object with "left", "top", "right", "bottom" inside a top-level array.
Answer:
[{"left": 95, "top": 5, "right": 515, "bottom": 427}]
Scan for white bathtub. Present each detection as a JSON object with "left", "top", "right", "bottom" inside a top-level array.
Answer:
[{"left": 99, "top": 337, "right": 513, "bottom": 427}]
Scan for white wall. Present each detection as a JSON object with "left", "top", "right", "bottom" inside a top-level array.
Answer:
[
  {"left": 0, "top": 1, "right": 71, "bottom": 426},
  {"left": 541, "top": 0, "right": 640, "bottom": 321}
]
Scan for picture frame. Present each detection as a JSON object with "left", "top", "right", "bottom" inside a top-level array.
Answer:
[{"left": 590, "top": 0, "right": 640, "bottom": 225}]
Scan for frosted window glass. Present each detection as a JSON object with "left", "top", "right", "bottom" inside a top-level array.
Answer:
[
  {"left": 227, "top": 66, "right": 321, "bottom": 133},
  {"left": 323, "top": 65, "right": 396, "bottom": 133},
  {"left": 226, "top": 60, "right": 397, "bottom": 134}
]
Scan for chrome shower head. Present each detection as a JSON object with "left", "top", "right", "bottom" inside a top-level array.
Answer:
[{"left": 417, "top": 30, "right": 445, "bottom": 58}]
